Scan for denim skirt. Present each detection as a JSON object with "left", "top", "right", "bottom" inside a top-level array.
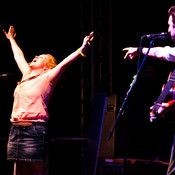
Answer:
[{"left": 7, "top": 123, "right": 48, "bottom": 162}]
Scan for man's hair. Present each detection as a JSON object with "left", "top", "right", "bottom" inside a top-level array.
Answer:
[{"left": 168, "top": 6, "right": 175, "bottom": 24}]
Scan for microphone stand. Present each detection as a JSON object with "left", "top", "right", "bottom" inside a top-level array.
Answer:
[
  {"left": 108, "top": 39, "right": 155, "bottom": 141},
  {"left": 107, "top": 39, "right": 155, "bottom": 174}
]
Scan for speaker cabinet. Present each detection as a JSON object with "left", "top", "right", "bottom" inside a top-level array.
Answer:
[
  {"left": 99, "top": 94, "right": 117, "bottom": 158},
  {"left": 81, "top": 93, "right": 117, "bottom": 175}
]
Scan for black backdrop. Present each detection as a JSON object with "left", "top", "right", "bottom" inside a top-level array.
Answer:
[{"left": 1, "top": 0, "right": 175, "bottom": 174}]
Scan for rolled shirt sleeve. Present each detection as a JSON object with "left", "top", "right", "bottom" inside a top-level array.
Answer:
[{"left": 162, "top": 46, "right": 175, "bottom": 62}]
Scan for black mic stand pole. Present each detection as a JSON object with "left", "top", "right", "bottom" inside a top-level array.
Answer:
[
  {"left": 108, "top": 39, "right": 154, "bottom": 141},
  {"left": 107, "top": 39, "right": 154, "bottom": 174}
]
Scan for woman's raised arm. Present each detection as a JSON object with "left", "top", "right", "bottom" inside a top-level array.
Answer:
[
  {"left": 48, "top": 32, "right": 94, "bottom": 84},
  {"left": 3, "top": 26, "right": 30, "bottom": 75}
]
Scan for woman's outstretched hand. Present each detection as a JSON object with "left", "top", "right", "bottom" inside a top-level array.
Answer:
[
  {"left": 81, "top": 31, "right": 94, "bottom": 51},
  {"left": 3, "top": 25, "right": 16, "bottom": 40}
]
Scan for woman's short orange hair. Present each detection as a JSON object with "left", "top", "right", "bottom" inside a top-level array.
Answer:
[{"left": 45, "top": 54, "right": 58, "bottom": 69}]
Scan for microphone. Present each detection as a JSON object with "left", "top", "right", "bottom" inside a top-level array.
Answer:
[
  {"left": 145, "top": 32, "right": 170, "bottom": 39},
  {"left": 0, "top": 73, "right": 12, "bottom": 79}
]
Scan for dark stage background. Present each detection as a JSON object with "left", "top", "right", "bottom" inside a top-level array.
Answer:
[{"left": 1, "top": 0, "right": 175, "bottom": 174}]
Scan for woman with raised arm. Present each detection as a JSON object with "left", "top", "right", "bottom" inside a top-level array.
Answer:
[{"left": 4, "top": 25, "right": 94, "bottom": 175}]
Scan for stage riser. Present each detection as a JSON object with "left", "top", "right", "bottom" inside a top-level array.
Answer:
[{"left": 97, "top": 162, "right": 168, "bottom": 175}]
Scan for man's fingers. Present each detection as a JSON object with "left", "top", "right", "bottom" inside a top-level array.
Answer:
[{"left": 123, "top": 48, "right": 129, "bottom": 51}]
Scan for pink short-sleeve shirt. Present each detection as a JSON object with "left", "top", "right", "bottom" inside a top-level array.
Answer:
[{"left": 11, "top": 70, "right": 55, "bottom": 123}]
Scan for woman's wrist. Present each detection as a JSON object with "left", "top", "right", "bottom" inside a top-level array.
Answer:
[
  {"left": 79, "top": 46, "right": 87, "bottom": 53},
  {"left": 77, "top": 48, "right": 87, "bottom": 57}
]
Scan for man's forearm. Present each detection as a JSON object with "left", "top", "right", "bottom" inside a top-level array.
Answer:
[
  {"left": 142, "top": 47, "right": 167, "bottom": 60},
  {"left": 142, "top": 46, "right": 175, "bottom": 62}
]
